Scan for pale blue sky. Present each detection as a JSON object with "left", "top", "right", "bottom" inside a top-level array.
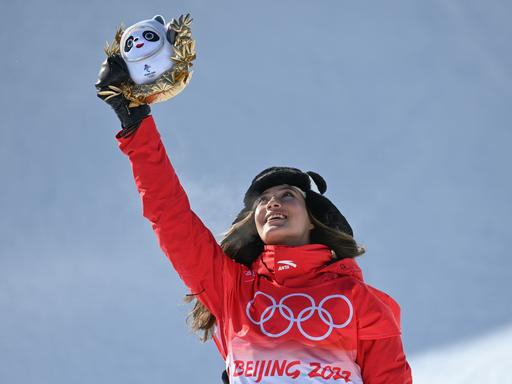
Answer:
[{"left": 1, "top": 1, "right": 511, "bottom": 382}]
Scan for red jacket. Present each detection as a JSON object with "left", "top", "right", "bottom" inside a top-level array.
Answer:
[{"left": 117, "top": 116, "right": 412, "bottom": 383}]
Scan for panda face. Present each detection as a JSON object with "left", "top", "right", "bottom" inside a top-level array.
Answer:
[{"left": 122, "top": 26, "right": 163, "bottom": 62}]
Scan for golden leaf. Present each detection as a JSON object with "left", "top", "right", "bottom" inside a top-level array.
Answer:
[{"left": 104, "top": 25, "right": 125, "bottom": 56}]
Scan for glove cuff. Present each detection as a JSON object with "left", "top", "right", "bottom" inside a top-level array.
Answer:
[
  {"left": 116, "top": 120, "right": 146, "bottom": 138},
  {"left": 110, "top": 101, "right": 151, "bottom": 133},
  {"left": 120, "top": 103, "right": 151, "bottom": 129}
]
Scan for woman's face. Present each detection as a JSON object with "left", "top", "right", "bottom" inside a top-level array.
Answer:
[{"left": 254, "top": 184, "right": 314, "bottom": 246}]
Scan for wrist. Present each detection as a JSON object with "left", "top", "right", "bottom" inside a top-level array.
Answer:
[
  {"left": 116, "top": 104, "right": 151, "bottom": 138},
  {"left": 107, "top": 97, "right": 151, "bottom": 128},
  {"left": 119, "top": 104, "right": 151, "bottom": 129}
]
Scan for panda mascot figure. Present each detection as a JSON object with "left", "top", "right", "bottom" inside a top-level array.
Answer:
[
  {"left": 100, "top": 14, "right": 195, "bottom": 106},
  {"left": 121, "top": 15, "right": 176, "bottom": 85}
]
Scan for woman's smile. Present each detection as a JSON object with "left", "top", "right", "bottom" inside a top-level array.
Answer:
[{"left": 265, "top": 212, "right": 288, "bottom": 224}]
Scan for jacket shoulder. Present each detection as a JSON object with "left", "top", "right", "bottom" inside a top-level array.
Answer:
[{"left": 353, "top": 281, "right": 402, "bottom": 340}]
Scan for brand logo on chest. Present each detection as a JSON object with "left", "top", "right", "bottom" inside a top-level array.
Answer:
[{"left": 276, "top": 260, "right": 297, "bottom": 271}]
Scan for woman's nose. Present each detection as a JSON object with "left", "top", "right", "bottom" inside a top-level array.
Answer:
[{"left": 266, "top": 195, "right": 281, "bottom": 208}]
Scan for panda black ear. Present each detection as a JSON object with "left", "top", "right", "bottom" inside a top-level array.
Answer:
[
  {"left": 166, "top": 22, "right": 177, "bottom": 45},
  {"left": 153, "top": 15, "right": 165, "bottom": 25}
]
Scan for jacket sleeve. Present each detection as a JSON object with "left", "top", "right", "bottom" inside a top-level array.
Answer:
[
  {"left": 356, "top": 336, "right": 413, "bottom": 384},
  {"left": 116, "top": 116, "right": 239, "bottom": 321},
  {"left": 355, "top": 283, "right": 412, "bottom": 383}
]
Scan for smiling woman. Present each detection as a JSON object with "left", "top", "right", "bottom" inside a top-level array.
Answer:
[
  {"left": 254, "top": 185, "right": 314, "bottom": 246},
  {"left": 96, "top": 49, "right": 412, "bottom": 383}
]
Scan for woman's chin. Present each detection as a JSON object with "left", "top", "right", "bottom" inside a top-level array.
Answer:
[
  {"left": 262, "top": 228, "right": 291, "bottom": 245},
  {"left": 262, "top": 228, "right": 307, "bottom": 246}
]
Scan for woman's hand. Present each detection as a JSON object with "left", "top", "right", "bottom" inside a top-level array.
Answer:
[{"left": 95, "top": 55, "right": 151, "bottom": 135}]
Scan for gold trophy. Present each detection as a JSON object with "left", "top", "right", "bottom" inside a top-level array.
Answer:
[{"left": 100, "top": 14, "right": 196, "bottom": 107}]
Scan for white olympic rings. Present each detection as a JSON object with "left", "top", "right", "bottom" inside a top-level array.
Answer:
[{"left": 246, "top": 291, "right": 353, "bottom": 341}]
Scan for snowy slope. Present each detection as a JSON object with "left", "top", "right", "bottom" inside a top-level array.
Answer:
[{"left": 411, "top": 325, "right": 512, "bottom": 383}]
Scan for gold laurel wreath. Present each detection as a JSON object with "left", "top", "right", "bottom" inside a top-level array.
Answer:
[{"left": 100, "top": 14, "right": 196, "bottom": 106}]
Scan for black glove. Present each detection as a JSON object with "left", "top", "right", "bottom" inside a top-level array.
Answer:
[
  {"left": 221, "top": 370, "right": 229, "bottom": 384},
  {"left": 95, "top": 55, "right": 151, "bottom": 137}
]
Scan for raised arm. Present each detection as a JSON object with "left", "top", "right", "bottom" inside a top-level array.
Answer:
[
  {"left": 95, "top": 54, "right": 238, "bottom": 320},
  {"left": 115, "top": 116, "right": 239, "bottom": 320}
]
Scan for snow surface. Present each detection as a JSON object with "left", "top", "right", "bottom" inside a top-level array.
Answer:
[{"left": 411, "top": 325, "right": 512, "bottom": 383}]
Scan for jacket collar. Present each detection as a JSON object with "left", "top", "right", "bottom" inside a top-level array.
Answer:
[{"left": 252, "top": 244, "right": 363, "bottom": 287}]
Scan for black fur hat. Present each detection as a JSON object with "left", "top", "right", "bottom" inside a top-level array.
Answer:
[{"left": 235, "top": 166, "right": 353, "bottom": 236}]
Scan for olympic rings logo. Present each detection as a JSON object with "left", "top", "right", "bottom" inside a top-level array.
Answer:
[{"left": 246, "top": 291, "right": 353, "bottom": 341}]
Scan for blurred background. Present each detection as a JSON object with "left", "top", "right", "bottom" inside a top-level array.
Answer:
[{"left": 1, "top": 0, "right": 511, "bottom": 382}]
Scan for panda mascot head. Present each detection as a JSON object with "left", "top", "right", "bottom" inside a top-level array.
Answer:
[
  {"left": 120, "top": 15, "right": 175, "bottom": 85},
  {"left": 103, "top": 13, "right": 195, "bottom": 105}
]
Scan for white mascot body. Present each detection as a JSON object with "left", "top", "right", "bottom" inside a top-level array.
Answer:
[{"left": 120, "top": 15, "right": 174, "bottom": 85}]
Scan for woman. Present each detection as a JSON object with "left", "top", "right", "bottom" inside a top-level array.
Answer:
[{"left": 96, "top": 55, "right": 413, "bottom": 383}]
